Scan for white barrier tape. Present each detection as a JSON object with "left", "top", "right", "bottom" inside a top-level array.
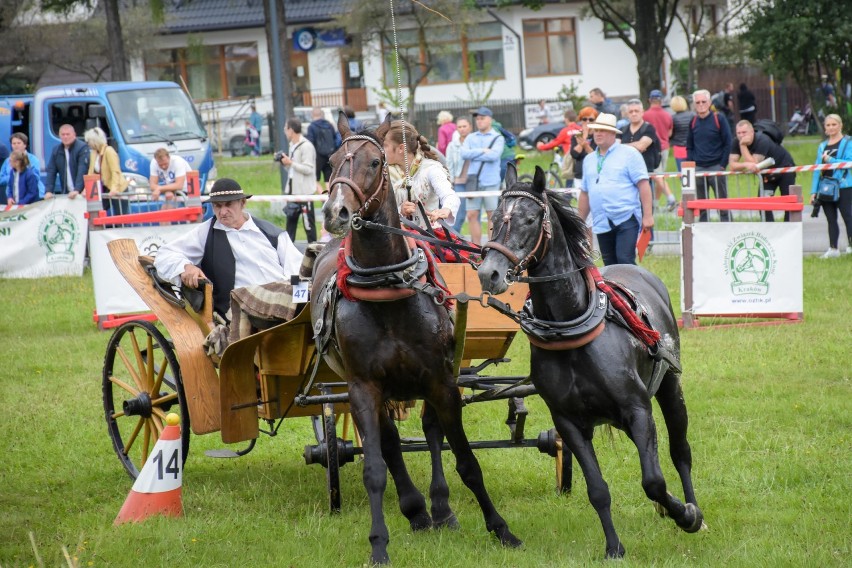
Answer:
[
  {"left": 651, "top": 161, "right": 852, "bottom": 179},
  {"left": 249, "top": 188, "right": 581, "bottom": 204}
]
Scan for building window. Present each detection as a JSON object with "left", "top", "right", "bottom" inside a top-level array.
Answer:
[
  {"left": 522, "top": 18, "right": 578, "bottom": 77},
  {"left": 144, "top": 42, "right": 260, "bottom": 101},
  {"left": 382, "top": 23, "right": 504, "bottom": 86}
]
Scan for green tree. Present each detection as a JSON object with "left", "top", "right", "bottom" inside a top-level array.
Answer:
[
  {"left": 333, "top": 0, "right": 479, "bottom": 118},
  {"left": 585, "top": 0, "right": 681, "bottom": 99},
  {"left": 745, "top": 0, "right": 852, "bottom": 127}
]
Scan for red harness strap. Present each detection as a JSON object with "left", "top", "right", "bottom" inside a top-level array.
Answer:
[
  {"left": 587, "top": 266, "right": 660, "bottom": 347},
  {"left": 336, "top": 234, "right": 453, "bottom": 307}
]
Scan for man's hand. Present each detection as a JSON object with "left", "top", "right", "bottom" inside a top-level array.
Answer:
[
  {"left": 68, "top": 190, "right": 79, "bottom": 200},
  {"left": 152, "top": 188, "right": 161, "bottom": 201},
  {"left": 44, "top": 192, "right": 54, "bottom": 200},
  {"left": 400, "top": 201, "right": 416, "bottom": 217},
  {"left": 642, "top": 213, "right": 655, "bottom": 231},
  {"left": 180, "top": 264, "right": 207, "bottom": 289},
  {"left": 536, "top": 142, "right": 545, "bottom": 150},
  {"left": 7, "top": 198, "right": 13, "bottom": 206},
  {"left": 280, "top": 155, "right": 292, "bottom": 167}
]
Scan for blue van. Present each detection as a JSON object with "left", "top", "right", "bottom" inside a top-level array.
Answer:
[{"left": 0, "top": 81, "right": 216, "bottom": 194}]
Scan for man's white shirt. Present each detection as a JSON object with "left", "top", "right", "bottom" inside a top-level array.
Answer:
[
  {"left": 154, "top": 214, "right": 303, "bottom": 288},
  {"left": 150, "top": 155, "right": 191, "bottom": 191}
]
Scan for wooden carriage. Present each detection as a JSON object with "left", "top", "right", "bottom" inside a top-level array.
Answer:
[{"left": 103, "top": 238, "right": 550, "bottom": 510}]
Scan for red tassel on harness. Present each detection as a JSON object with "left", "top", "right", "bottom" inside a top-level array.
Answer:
[{"left": 587, "top": 266, "right": 660, "bottom": 347}]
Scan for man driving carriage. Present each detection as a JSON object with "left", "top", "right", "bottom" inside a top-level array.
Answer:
[{"left": 154, "top": 178, "right": 304, "bottom": 357}]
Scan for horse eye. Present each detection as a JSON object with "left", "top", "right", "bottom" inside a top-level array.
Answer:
[{"left": 371, "top": 159, "right": 380, "bottom": 168}]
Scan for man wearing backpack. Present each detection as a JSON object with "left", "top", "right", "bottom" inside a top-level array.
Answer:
[
  {"left": 306, "top": 107, "right": 341, "bottom": 192},
  {"left": 729, "top": 120, "right": 795, "bottom": 222},
  {"left": 687, "top": 89, "right": 733, "bottom": 222}
]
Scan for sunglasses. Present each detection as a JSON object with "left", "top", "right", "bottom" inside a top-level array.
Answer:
[{"left": 579, "top": 118, "right": 595, "bottom": 122}]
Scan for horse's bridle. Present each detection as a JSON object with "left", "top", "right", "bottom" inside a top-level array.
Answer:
[
  {"left": 482, "top": 189, "right": 552, "bottom": 280},
  {"left": 327, "top": 134, "right": 389, "bottom": 219}
]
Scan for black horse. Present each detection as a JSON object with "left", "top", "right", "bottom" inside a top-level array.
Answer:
[
  {"left": 310, "top": 113, "right": 521, "bottom": 565},
  {"left": 478, "top": 165, "right": 703, "bottom": 558}
]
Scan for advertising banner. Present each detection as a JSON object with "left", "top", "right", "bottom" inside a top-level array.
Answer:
[
  {"left": 89, "top": 224, "right": 196, "bottom": 316},
  {"left": 686, "top": 222, "right": 803, "bottom": 314},
  {"left": 0, "top": 197, "right": 87, "bottom": 278}
]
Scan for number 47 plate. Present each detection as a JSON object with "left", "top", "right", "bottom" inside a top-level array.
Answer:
[{"left": 292, "top": 282, "right": 309, "bottom": 303}]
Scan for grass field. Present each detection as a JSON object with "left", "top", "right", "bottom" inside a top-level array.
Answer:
[{"left": 1, "top": 250, "right": 850, "bottom": 566}]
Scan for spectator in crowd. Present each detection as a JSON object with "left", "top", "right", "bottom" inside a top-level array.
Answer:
[
  {"left": 377, "top": 102, "right": 390, "bottom": 123},
  {"left": 436, "top": 110, "right": 456, "bottom": 155},
  {"left": 0, "top": 140, "right": 8, "bottom": 165},
  {"left": 569, "top": 107, "right": 599, "bottom": 183},
  {"left": 461, "top": 106, "right": 504, "bottom": 245},
  {"left": 85, "top": 126, "right": 129, "bottom": 216},
  {"left": 811, "top": 114, "right": 851, "bottom": 258},
  {"left": 643, "top": 90, "right": 678, "bottom": 210},
  {"left": 687, "top": 89, "right": 733, "bottom": 222},
  {"left": 306, "top": 107, "right": 341, "bottom": 192},
  {"left": 249, "top": 104, "right": 263, "bottom": 156},
  {"left": 385, "top": 120, "right": 460, "bottom": 230},
  {"left": 820, "top": 75, "right": 837, "bottom": 108},
  {"left": 154, "top": 178, "right": 303, "bottom": 320},
  {"left": 589, "top": 87, "right": 618, "bottom": 115},
  {"left": 149, "top": 147, "right": 191, "bottom": 210},
  {"left": 244, "top": 120, "right": 260, "bottom": 156},
  {"left": 535, "top": 99, "right": 551, "bottom": 125},
  {"left": 344, "top": 106, "right": 362, "bottom": 132},
  {"left": 616, "top": 103, "right": 630, "bottom": 131},
  {"left": 721, "top": 82, "right": 736, "bottom": 127},
  {"left": 445, "top": 116, "right": 472, "bottom": 232},
  {"left": 621, "top": 99, "right": 661, "bottom": 173},
  {"left": 737, "top": 83, "right": 757, "bottom": 124},
  {"left": 44, "top": 124, "right": 89, "bottom": 200},
  {"left": 729, "top": 120, "right": 795, "bottom": 222},
  {"left": 488, "top": 115, "right": 515, "bottom": 184},
  {"left": 537, "top": 109, "right": 581, "bottom": 187},
  {"left": 578, "top": 113, "right": 654, "bottom": 266},
  {"left": 279, "top": 117, "right": 317, "bottom": 243},
  {"left": 669, "top": 95, "right": 695, "bottom": 171},
  {"left": 4, "top": 151, "right": 40, "bottom": 206},
  {"left": 0, "top": 133, "right": 44, "bottom": 198}
]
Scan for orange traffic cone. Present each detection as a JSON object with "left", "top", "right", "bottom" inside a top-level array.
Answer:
[{"left": 115, "top": 413, "right": 184, "bottom": 525}]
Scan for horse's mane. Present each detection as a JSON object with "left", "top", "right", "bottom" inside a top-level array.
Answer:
[{"left": 545, "top": 189, "right": 594, "bottom": 267}]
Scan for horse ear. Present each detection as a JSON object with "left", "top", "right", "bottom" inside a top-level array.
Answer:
[
  {"left": 375, "top": 112, "right": 391, "bottom": 141},
  {"left": 337, "top": 110, "right": 351, "bottom": 138},
  {"left": 532, "top": 166, "right": 546, "bottom": 193},
  {"left": 504, "top": 161, "right": 517, "bottom": 190}
]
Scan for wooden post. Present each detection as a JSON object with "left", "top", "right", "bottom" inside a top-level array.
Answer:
[{"left": 680, "top": 161, "right": 697, "bottom": 329}]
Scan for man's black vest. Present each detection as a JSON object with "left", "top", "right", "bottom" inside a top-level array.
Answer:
[{"left": 198, "top": 217, "right": 283, "bottom": 318}]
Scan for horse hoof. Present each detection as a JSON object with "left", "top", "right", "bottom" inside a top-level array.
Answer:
[
  {"left": 678, "top": 503, "right": 704, "bottom": 533},
  {"left": 409, "top": 512, "right": 433, "bottom": 532},
  {"left": 433, "top": 513, "right": 459, "bottom": 530},
  {"left": 605, "top": 542, "right": 626, "bottom": 559},
  {"left": 495, "top": 528, "right": 523, "bottom": 548},
  {"left": 369, "top": 551, "right": 390, "bottom": 565}
]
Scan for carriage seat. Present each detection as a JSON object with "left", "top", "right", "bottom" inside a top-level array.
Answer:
[{"left": 137, "top": 255, "right": 211, "bottom": 317}]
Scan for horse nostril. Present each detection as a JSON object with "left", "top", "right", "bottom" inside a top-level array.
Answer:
[
  {"left": 488, "top": 270, "right": 501, "bottom": 290},
  {"left": 338, "top": 207, "right": 350, "bottom": 223}
]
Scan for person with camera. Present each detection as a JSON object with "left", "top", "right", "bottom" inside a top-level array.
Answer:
[
  {"left": 278, "top": 117, "right": 317, "bottom": 243},
  {"left": 811, "top": 113, "right": 852, "bottom": 258}
]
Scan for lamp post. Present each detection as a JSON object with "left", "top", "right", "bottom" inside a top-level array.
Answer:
[{"left": 268, "top": 0, "right": 288, "bottom": 193}]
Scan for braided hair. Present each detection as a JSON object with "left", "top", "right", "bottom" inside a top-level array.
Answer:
[{"left": 386, "top": 120, "right": 440, "bottom": 161}]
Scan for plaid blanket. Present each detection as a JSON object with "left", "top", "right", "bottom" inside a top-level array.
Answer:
[{"left": 228, "top": 281, "right": 297, "bottom": 344}]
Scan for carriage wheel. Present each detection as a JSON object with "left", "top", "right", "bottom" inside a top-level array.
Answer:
[
  {"left": 103, "top": 320, "right": 190, "bottom": 479},
  {"left": 322, "top": 401, "right": 342, "bottom": 513}
]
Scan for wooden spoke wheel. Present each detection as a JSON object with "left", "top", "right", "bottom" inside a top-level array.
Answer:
[{"left": 103, "top": 320, "right": 190, "bottom": 479}]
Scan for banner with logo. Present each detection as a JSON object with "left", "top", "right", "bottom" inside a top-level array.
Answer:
[
  {"left": 0, "top": 198, "right": 87, "bottom": 278},
  {"left": 89, "top": 225, "right": 196, "bottom": 316},
  {"left": 686, "top": 223, "right": 803, "bottom": 314}
]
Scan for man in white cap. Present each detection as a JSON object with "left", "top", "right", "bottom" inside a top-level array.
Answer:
[
  {"left": 154, "top": 177, "right": 303, "bottom": 319},
  {"left": 578, "top": 113, "right": 654, "bottom": 266},
  {"left": 461, "top": 105, "right": 504, "bottom": 245}
]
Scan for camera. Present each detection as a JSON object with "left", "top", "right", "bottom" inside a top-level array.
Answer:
[{"left": 273, "top": 150, "right": 285, "bottom": 162}]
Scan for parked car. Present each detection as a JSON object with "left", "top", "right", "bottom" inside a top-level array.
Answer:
[
  {"left": 213, "top": 117, "right": 272, "bottom": 157},
  {"left": 518, "top": 122, "right": 564, "bottom": 150}
]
